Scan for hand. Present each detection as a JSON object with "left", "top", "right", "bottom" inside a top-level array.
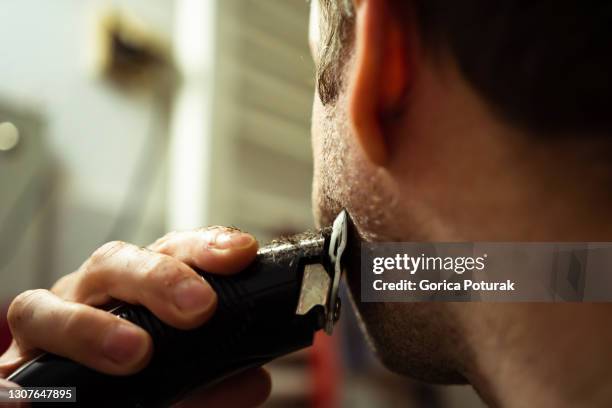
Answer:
[
  {"left": 0, "top": 377, "right": 24, "bottom": 408},
  {"left": 0, "top": 227, "right": 271, "bottom": 408}
]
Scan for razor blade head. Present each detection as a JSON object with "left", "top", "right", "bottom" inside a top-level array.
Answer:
[
  {"left": 326, "top": 209, "right": 348, "bottom": 333},
  {"left": 294, "top": 209, "right": 349, "bottom": 334}
]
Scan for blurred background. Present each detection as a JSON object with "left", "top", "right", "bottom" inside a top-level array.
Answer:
[{"left": 0, "top": 0, "right": 483, "bottom": 406}]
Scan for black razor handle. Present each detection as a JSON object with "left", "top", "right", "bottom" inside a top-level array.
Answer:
[{"left": 8, "top": 233, "right": 331, "bottom": 407}]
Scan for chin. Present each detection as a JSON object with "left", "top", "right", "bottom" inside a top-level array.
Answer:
[
  {"left": 344, "top": 262, "right": 469, "bottom": 384},
  {"left": 358, "top": 302, "right": 469, "bottom": 384},
  {"left": 312, "top": 188, "right": 344, "bottom": 230}
]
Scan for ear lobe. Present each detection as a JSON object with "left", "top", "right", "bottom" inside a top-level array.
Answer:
[{"left": 348, "top": 0, "right": 410, "bottom": 167}]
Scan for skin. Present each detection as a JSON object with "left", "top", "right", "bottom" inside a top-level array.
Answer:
[
  {"left": 2, "top": 1, "right": 612, "bottom": 407},
  {"left": 311, "top": 0, "right": 612, "bottom": 407},
  {"left": 0, "top": 228, "right": 271, "bottom": 407}
]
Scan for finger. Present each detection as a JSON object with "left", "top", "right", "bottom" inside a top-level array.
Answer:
[
  {"left": 148, "top": 227, "right": 258, "bottom": 275},
  {"left": 64, "top": 241, "right": 217, "bottom": 330},
  {"left": 176, "top": 368, "right": 271, "bottom": 408},
  {"left": 0, "top": 378, "right": 26, "bottom": 408},
  {"left": 0, "top": 342, "right": 32, "bottom": 378},
  {"left": 7, "top": 289, "right": 151, "bottom": 376}
]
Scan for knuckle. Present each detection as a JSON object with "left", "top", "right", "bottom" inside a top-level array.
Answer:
[
  {"left": 7, "top": 289, "right": 44, "bottom": 331},
  {"left": 141, "top": 254, "right": 184, "bottom": 284},
  {"left": 149, "top": 233, "right": 173, "bottom": 250},
  {"left": 89, "top": 241, "right": 126, "bottom": 265},
  {"left": 60, "top": 304, "right": 90, "bottom": 335},
  {"left": 196, "top": 225, "right": 224, "bottom": 236},
  {"left": 74, "top": 241, "right": 132, "bottom": 300},
  {"left": 198, "top": 226, "right": 218, "bottom": 231},
  {"left": 51, "top": 271, "right": 79, "bottom": 296},
  {"left": 81, "top": 241, "right": 128, "bottom": 280}
]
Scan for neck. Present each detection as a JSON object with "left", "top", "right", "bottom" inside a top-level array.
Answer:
[{"left": 459, "top": 304, "right": 612, "bottom": 407}]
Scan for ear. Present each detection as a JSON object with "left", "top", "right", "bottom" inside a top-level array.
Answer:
[{"left": 349, "top": 0, "right": 411, "bottom": 166}]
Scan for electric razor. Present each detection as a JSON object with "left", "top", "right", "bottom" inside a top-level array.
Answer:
[{"left": 7, "top": 210, "right": 349, "bottom": 407}]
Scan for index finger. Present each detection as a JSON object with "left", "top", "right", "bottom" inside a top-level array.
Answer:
[{"left": 148, "top": 227, "right": 258, "bottom": 275}]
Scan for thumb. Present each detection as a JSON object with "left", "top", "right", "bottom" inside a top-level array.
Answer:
[{"left": 148, "top": 227, "right": 258, "bottom": 275}]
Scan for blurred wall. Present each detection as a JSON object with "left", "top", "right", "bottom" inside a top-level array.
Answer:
[
  {"left": 0, "top": 0, "right": 175, "bottom": 297},
  {"left": 168, "top": 0, "right": 315, "bottom": 239}
]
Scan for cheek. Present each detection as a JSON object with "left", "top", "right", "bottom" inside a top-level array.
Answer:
[
  {"left": 311, "top": 97, "right": 323, "bottom": 168},
  {"left": 311, "top": 94, "right": 348, "bottom": 228},
  {"left": 311, "top": 91, "right": 396, "bottom": 236},
  {"left": 311, "top": 96, "right": 327, "bottom": 227},
  {"left": 310, "top": 92, "right": 384, "bottom": 231}
]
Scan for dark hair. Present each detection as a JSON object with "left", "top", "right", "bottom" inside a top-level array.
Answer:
[{"left": 317, "top": 0, "right": 612, "bottom": 135}]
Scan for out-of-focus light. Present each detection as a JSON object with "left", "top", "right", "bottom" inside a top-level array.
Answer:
[
  {"left": 309, "top": 0, "right": 321, "bottom": 58},
  {"left": 0, "top": 122, "right": 20, "bottom": 152},
  {"left": 167, "top": 0, "right": 216, "bottom": 230},
  {"left": 174, "top": 0, "right": 215, "bottom": 76}
]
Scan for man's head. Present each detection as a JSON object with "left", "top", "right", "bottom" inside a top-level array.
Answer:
[{"left": 309, "top": 0, "right": 612, "bottom": 383}]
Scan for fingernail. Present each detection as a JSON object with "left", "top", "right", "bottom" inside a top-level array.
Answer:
[
  {"left": 213, "top": 231, "right": 254, "bottom": 250},
  {"left": 173, "top": 278, "right": 215, "bottom": 313},
  {"left": 102, "top": 323, "right": 147, "bottom": 364}
]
